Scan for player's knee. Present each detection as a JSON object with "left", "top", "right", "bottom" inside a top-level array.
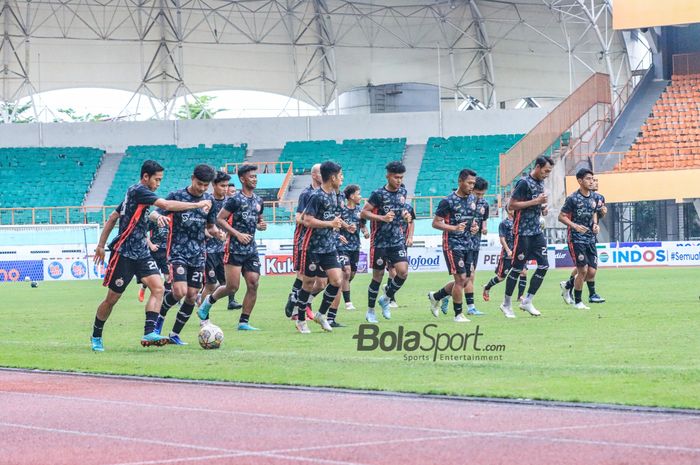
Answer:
[
  {"left": 329, "top": 275, "right": 343, "bottom": 288},
  {"left": 149, "top": 283, "right": 164, "bottom": 299},
  {"left": 246, "top": 279, "right": 259, "bottom": 292}
]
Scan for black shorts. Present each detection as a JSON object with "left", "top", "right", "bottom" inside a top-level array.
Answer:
[
  {"left": 103, "top": 253, "right": 160, "bottom": 294},
  {"left": 496, "top": 252, "right": 512, "bottom": 279},
  {"left": 370, "top": 246, "right": 408, "bottom": 270},
  {"left": 568, "top": 242, "right": 598, "bottom": 269},
  {"left": 205, "top": 252, "right": 226, "bottom": 284},
  {"left": 170, "top": 262, "right": 205, "bottom": 288},
  {"left": 443, "top": 249, "right": 470, "bottom": 276},
  {"left": 466, "top": 250, "right": 480, "bottom": 271},
  {"left": 226, "top": 252, "right": 261, "bottom": 274},
  {"left": 511, "top": 233, "right": 549, "bottom": 271},
  {"left": 301, "top": 251, "right": 340, "bottom": 278},
  {"left": 338, "top": 250, "right": 360, "bottom": 272},
  {"left": 151, "top": 250, "right": 169, "bottom": 275}
]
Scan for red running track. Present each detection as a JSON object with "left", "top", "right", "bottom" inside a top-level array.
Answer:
[{"left": 1, "top": 369, "right": 699, "bottom": 465}]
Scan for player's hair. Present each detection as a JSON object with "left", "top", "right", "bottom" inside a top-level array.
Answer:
[
  {"left": 535, "top": 156, "right": 554, "bottom": 168},
  {"left": 344, "top": 184, "right": 360, "bottom": 199},
  {"left": 214, "top": 170, "right": 231, "bottom": 184},
  {"left": 193, "top": 164, "right": 216, "bottom": 183},
  {"left": 237, "top": 164, "right": 258, "bottom": 179},
  {"left": 320, "top": 161, "right": 342, "bottom": 182},
  {"left": 141, "top": 160, "right": 164, "bottom": 178},
  {"left": 576, "top": 168, "right": 594, "bottom": 180},
  {"left": 385, "top": 161, "right": 406, "bottom": 174},
  {"left": 474, "top": 177, "right": 489, "bottom": 191},
  {"left": 458, "top": 168, "right": 477, "bottom": 181}
]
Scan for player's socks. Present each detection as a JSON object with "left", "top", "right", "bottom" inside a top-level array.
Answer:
[
  {"left": 172, "top": 302, "right": 194, "bottom": 335},
  {"left": 433, "top": 287, "right": 450, "bottom": 301},
  {"left": 164, "top": 281, "right": 172, "bottom": 292},
  {"left": 318, "top": 284, "right": 340, "bottom": 315},
  {"left": 504, "top": 268, "right": 520, "bottom": 298},
  {"left": 503, "top": 295, "right": 512, "bottom": 307},
  {"left": 484, "top": 277, "right": 500, "bottom": 290},
  {"left": 453, "top": 301, "right": 463, "bottom": 316},
  {"left": 527, "top": 267, "right": 548, "bottom": 295},
  {"left": 343, "top": 290, "right": 351, "bottom": 303},
  {"left": 518, "top": 275, "right": 527, "bottom": 299},
  {"left": 522, "top": 293, "right": 534, "bottom": 304},
  {"left": 368, "top": 279, "right": 381, "bottom": 309},
  {"left": 574, "top": 289, "right": 583, "bottom": 304},
  {"left": 160, "top": 292, "right": 180, "bottom": 317},
  {"left": 296, "top": 289, "right": 311, "bottom": 321},
  {"left": 465, "top": 293, "right": 475, "bottom": 309},
  {"left": 239, "top": 313, "right": 250, "bottom": 324},
  {"left": 385, "top": 276, "right": 405, "bottom": 300},
  {"left": 565, "top": 275, "right": 575, "bottom": 290},
  {"left": 311, "top": 289, "right": 322, "bottom": 298},
  {"left": 587, "top": 281, "right": 596, "bottom": 296},
  {"left": 327, "top": 307, "right": 337, "bottom": 322},
  {"left": 144, "top": 311, "right": 159, "bottom": 335},
  {"left": 92, "top": 317, "right": 105, "bottom": 338}
]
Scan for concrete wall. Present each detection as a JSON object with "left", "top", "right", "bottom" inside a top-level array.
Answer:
[{"left": 0, "top": 108, "right": 548, "bottom": 152}]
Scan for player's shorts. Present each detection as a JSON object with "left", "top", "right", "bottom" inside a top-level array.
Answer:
[
  {"left": 443, "top": 249, "right": 471, "bottom": 277},
  {"left": 205, "top": 252, "right": 226, "bottom": 284},
  {"left": 301, "top": 251, "right": 340, "bottom": 278},
  {"left": 568, "top": 241, "right": 598, "bottom": 269},
  {"left": 151, "top": 250, "right": 169, "bottom": 275},
  {"left": 226, "top": 252, "right": 261, "bottom": 274},
  {"left": 466, "top": 250, "right": 480, "bottom": 271},
  {"left": 170, "top": 262, "right": 205, "bottom": 288},
  {"left": 338, "top": 250, "right": 360, "bottom": 272},
  {"left": 511, "top": 233, "right": 549, "bottom": 271},
  {"left": 103, "top": 254, "right": 160, "bottom": 294},
  {"left": 370, "top": 246, "right": 408, "bottom": 270},
  {"left": 495, "top": 252, "right": 512, "bottom": 279}
]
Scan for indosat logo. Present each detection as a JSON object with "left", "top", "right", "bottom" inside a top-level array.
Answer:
[
  {"left": 611, "top": 248, "right": 666, "bottom": 264},
  {"left": 352, "top": 324, "right": 506, "bottom": 362}
]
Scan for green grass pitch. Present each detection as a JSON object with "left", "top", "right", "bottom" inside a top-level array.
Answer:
[{"left": 1, "top": 268, "right": 699, "bottom": 409}]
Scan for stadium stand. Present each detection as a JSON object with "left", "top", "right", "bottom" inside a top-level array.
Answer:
[
  {"left": 280, "top": 138, "right": 406, "bottom": 190},
  {"left": 617, "top": 74, "right": 700, "bottom": 171},
  {"left": 104, "top": 144, "right": 247, "bottom": 205}
]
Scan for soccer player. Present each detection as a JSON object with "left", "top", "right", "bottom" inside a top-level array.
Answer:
[
  {"left": 361, "top": 161, "right": 413, "bottom": 323},
  {"left": 152, "top": 164, "right": 218, "bottom": 344},
  {"left": 482, "top": 205, "right": 527, "bottom": 301},
  {"left": 197, "top": 164, "right": 267, "bottom": 330},
  {"left": 137, "top": 213, "right": 171, "bottom": 303},
  {"left": 499, "top": 155, "right": 554, "bottom": 318},
  {"left": 427, "top": 169, "right": 479, "bottom": 322},
  {"left": 224, "top": 183, "right": 243, "bottom": 310},
  {"left": 91, "top": 160, "right": 212, "bottom": 351},
  {"left": 284, "top": 163, "right": 322, "bottom": 319},
  {"left": 200, "top": 171, "right": 231, "bottom": 308},
  {"left": 384, "top": 199, "right": 415, "bottom": 308},
  {"left": 558, "top": 169, "right": 600, "bottom": 310},
  {"left": 462, "top": 177, "right": 489, "bottom": 316},
  {"left": 292, "top": 161, "right": 345, "bottom": 334},
  {"left": 335, "top": 184, "right": 368, "bottom": 315}
]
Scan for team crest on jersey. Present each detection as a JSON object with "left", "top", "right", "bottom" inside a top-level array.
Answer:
[
  {"left": 208, "top": 270, "right": 215, "bottom": 277},
  {"left": 399, "top": 196, "right": 405, "bottom": 204},
  {"left": 470, "top": 202, "right": 476, "bottom": 210},
  {"left": 590, "top": 200, "right": 596, "bottom": 209},
  {"left": 517, "top": 253, "right": 525, "bottom": 261},
  {"left": 255, "top": 203, "right": 261, "bottom": 212},
  {"left": 578, "top": 254, "right": 585, "bottom": 261},
  {"left": 377, "top": 258, "right": 384, "bottom": 266},
  {"left": 177, "top": 266, "right": 185, "bottom": 275},
  {"left": 309, "top": 263, "right": 317, "bottom": 271},
  {"left": 115, "top": 278, "right": 124, "bottom": 288}
]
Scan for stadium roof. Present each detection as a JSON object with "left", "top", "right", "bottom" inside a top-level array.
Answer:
[{"left": 0, "top": 0, "right": 630, "bottom": 118}]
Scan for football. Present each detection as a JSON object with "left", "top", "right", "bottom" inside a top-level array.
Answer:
[{"left": 198, "top": 323, "right": 224, "bottom": 349}]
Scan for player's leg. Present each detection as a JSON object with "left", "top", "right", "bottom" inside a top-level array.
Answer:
[
  {"left": 465, "top": 252, "right": 484, "bottom": 315},
  {"left": 237, "top": 255, "right": 262, "bottom": 330},
  {"left": 483, "top": 253, "right": 506, "bottom": 301},
  {"left": 501, "top": 238, "right": 528, "bottom": 318},
  {"left": 92, "top": 289, "right": 122, "bottom": 351},
  {"left": 385, "top": 264, "right": 398, "bottom": 307},
  {"left": 158, "top": 263, "right": 188, "bottom": 333},
  {"left": 341, "top": 259, "right": 354, "bottom": 311},
  {"left": 571, "top": 261, "right": 590, "bottom": 310},
  {"left": 517, "top": 269, "right": 528, "bottom": 301},
  {"left": 168, "top": 267, "right": 203, "bottom": 344},
  {"left": 366, "top": 248, "right": 386, "bottom": 323},
  {"left": 140, "top": 270, "right": 170, "bottom": 346},
  {"left": 313, "top": 261, "right": 343, "bottom": 332},
  {"left": 378, "top": 248, "right": 408, "bottom": 319},
  {"left": 586, "top": 244, "right": 604, "bottom": 303},
  {"left": 293, "top": 251, "right": 318, "bottom": 333},
  {"left": 519, "top": 234, "right": 548, "bottom": 316}
]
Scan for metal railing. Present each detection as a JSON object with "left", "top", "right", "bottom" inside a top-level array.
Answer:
[{"left": 568, "top": 151, "right": 700, "bottom": 173}]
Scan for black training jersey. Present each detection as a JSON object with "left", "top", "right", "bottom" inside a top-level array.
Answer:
[
  {"left": 399, "top": 203, "right": 416, "bottom": 243},
  {"left": 223, "top": 191, "right": 264, "bottom": 256},
  {"left": 148, "top": 220, "right": 169, "bottom": 250},
  {"left": 435, "top": 192, "right": 478, "bottom": 251},
  {"left": 296, "top": 185, "right": 316, "bottom": 214},
  {"left": 303, "top": 188, "right": 341, "bottom": 254},
  {"left": 159, "top": 188, "right": 216, "bottom": 267},
  {"left": 111, "top": 183, "right": 160, "bottom": 260},
  {"left": 561, "top": 190, "right": 597, "bottom": 244},
  {"left": 338, "top": 205, "right": 364, "bottom": 252},
  {"left": 498, "top": 218, "right": 515, "bottom": 251},
  {"left": 511, "top": 175, "right": 545, "bottom": 236},
  {"left": 367, "top": 185, "right": 409, "bottom": 249},
  {"left": 593, "top": 192, "right": 606, "bottom": 214},
  {"left": 468, "top": 197, "right": 490, "bottom": 251},
  {"left": 205, "top": 196, "right": 227, "bottom": 254}
]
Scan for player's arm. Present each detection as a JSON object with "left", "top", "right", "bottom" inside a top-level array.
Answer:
[
  {"left": 146, "top": 236, "right": 158, "bottom": 252},
  {"left": 95, "top": 209, "right": 120, "bottom": 264},
  {"left": 361, "top": 200, "right": 394, "bottom": 223},
  {"left": 406, "top": 221, "right": 415, "bottom": 246},
  {"left": 432, "top": 199, "right": 466, "bottom": 232},
  {"left": 558, "top": 200, "right": 588, "bottom": 233},
  {"left": 153, "top": 197, "right": 211, "bottom": 213},
  {"left": 509, "top": 182, "right": 546, "bottom": 211},
  {"left": 216, "top": 206, "right": 253, "bottom": 245},
  {"left": 499, "top": 235, "right": 512, "bottom": 256},
  {"left": 592, "top": 211, "right": 600, "bottom": 235},
  {"left": 257, "top": 204, "right": 267, "bottom": 231}
]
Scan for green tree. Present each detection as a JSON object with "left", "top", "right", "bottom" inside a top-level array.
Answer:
[
  {"left": 56, "top": 108, "right": 110, "bottom": 122},
  {"left": 0, "top": 101, "right": 35, "bottom": 123},
  {"left": 175, "top": 95, "right": 226, "bottom": 119}
]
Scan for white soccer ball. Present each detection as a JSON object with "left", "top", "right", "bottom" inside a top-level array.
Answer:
[{"left": 198, "top": 323, "right": 224, "bottom": 350}]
